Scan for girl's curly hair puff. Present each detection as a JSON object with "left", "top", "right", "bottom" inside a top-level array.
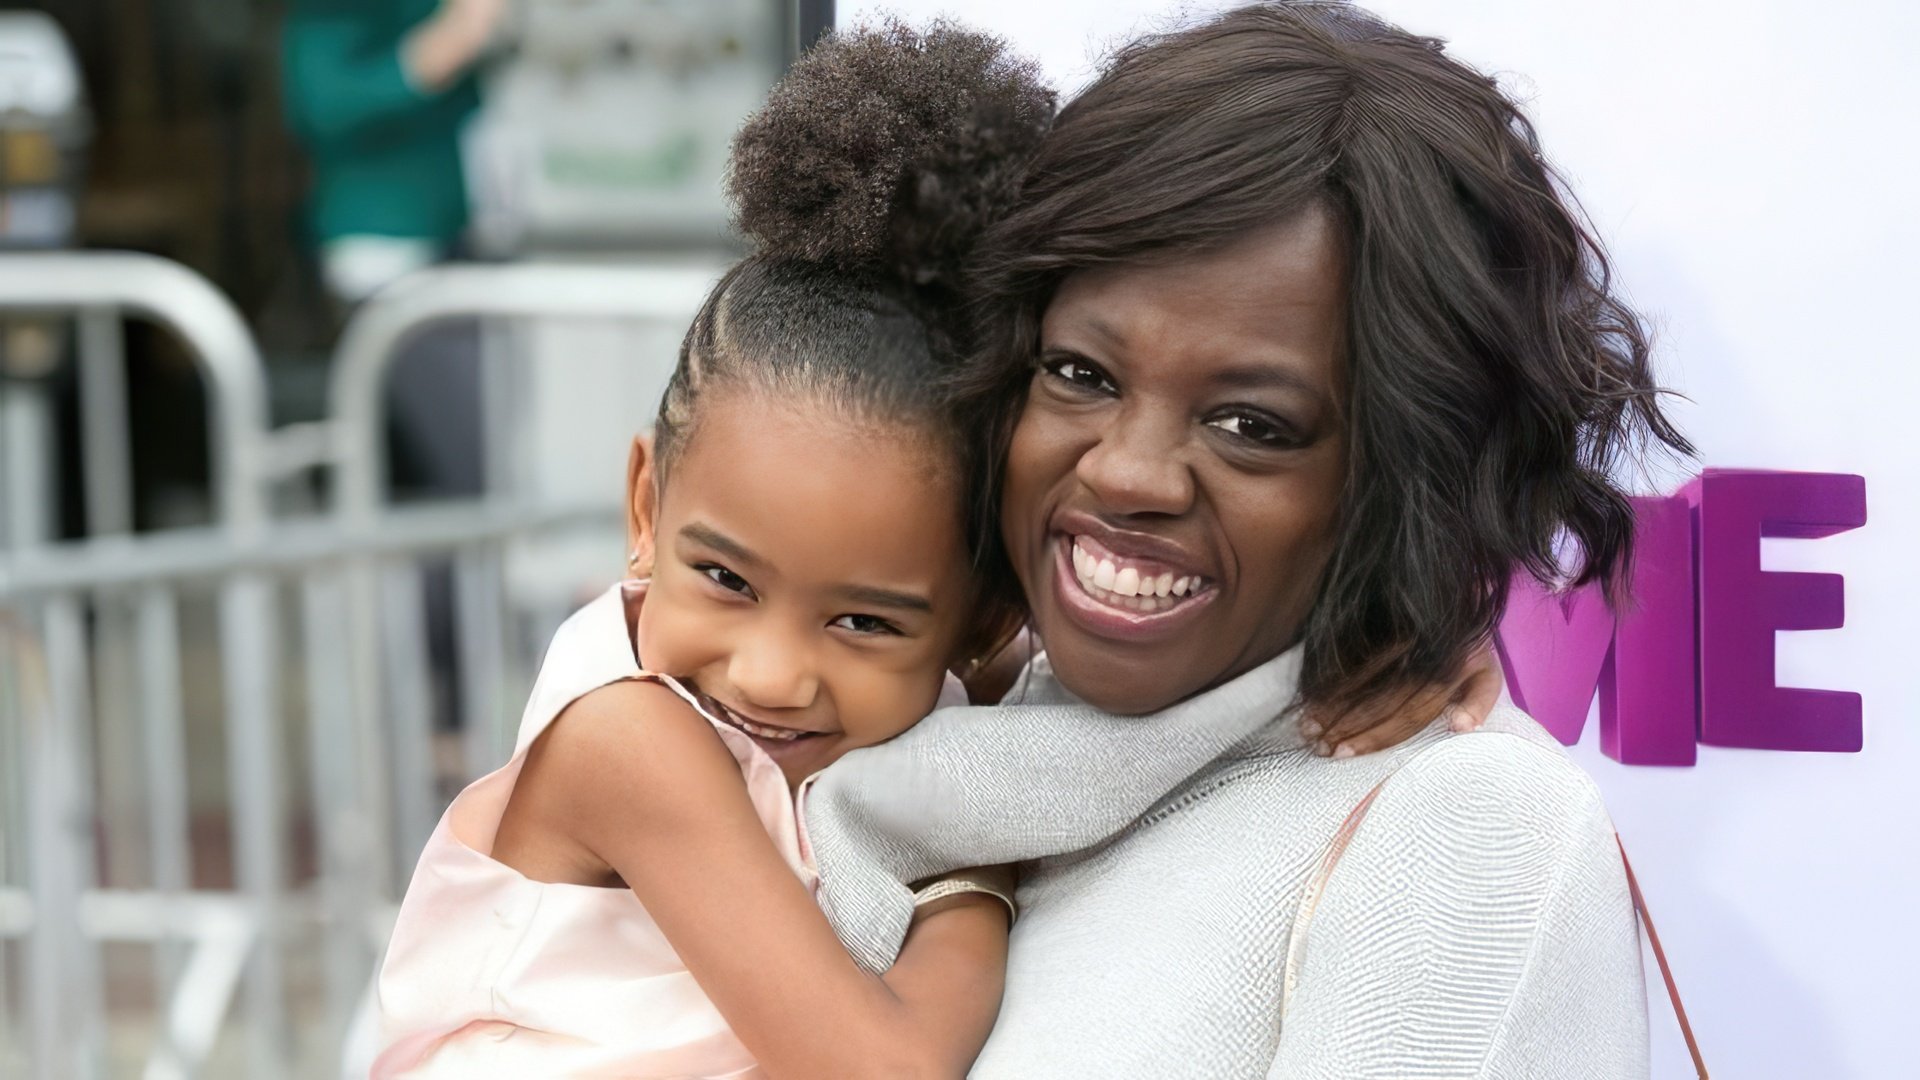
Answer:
[
  {"left": 655, "top": 19, "right": 1054, "bottom": 660},
  {"left": 726, "top": 18, "right": 1054, "bottom": 337}
]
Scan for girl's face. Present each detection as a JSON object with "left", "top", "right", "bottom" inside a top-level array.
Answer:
[
  {"left": 999, "top": 207, "right": 1349, "bottom": 715},
  {"left": 636, "top": 388, "right": 976, "bottom": 789}
]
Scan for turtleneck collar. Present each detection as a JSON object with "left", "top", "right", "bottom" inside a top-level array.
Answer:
[{"left": 1007, "top": 642, "right": 1311, "bottom": 757}]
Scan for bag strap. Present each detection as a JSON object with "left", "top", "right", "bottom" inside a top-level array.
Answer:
[
  {"left": 1282, "top": 775, "right": 1707, "bottom": 1078},
  {"left": 1280, "top": 779, "right": 1385, "bottom": 1010},
  {"left": 1617, "top": 837, "right": 1709, "bottom": 1078}
]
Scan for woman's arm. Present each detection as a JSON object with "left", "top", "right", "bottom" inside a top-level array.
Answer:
[
  {"left": 512, "top": 679, "right": 1007, "bottom": 1080},
  {"left": 1267, "top": 731, "right": 1649, "bottom": 1079}
]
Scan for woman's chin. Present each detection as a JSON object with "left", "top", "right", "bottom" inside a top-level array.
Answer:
[
  {"left": 1028, "top": 536, "right": 1219, "bottom": 714},
  {"left": 1034, "top": 634, "right": 1198, "bottom": 716}
]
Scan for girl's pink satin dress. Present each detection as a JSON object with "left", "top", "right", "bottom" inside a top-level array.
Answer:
[{"left": 372, "top": 582, "right": 819, "bottom": 1079}]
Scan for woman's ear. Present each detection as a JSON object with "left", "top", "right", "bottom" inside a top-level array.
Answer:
[{"left": 626, "top": 434, "right": 658, "bottom": 578}]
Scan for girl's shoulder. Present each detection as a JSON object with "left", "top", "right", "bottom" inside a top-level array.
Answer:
[
  {"left": 491, "top": 674, "right": 742, "bottom": 885},
  {"left": 518, "top": 676, "right": 747, "bottom": 837},
  {"left": 539, "top": 677, "right": 734, "bottom": 784}
]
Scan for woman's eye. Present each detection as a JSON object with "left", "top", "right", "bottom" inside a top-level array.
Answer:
[
  {"left": 699, "top": 564, "right": 755, "bottom": 597},
  {"left": 1206, "top": 411, "right": 1297, "bottom": 448},
  {"left": 830, "top": 613, "right": 902, "bottom": 636},
  {"left": 1040, "top": 355, "right": 1117, "bottom": 395}
]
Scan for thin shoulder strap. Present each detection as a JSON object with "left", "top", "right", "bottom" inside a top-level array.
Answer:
[
  {"left": 1281, "top": 774, "right": 1707, "bottom": 1079},
  {"left": 1618, "top": 837, "right": 1710, "bottom": 1078},
  {"left": 1280, "top": 779, "right": 1385, "bottom": 1010}
]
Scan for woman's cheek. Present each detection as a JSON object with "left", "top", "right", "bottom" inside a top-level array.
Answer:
[{"left": 1002, "top": 412, "right": 1075, "bottom": 566}]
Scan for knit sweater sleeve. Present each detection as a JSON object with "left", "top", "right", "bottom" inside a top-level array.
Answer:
[
  {"left": 802, "top": 651, "right": 1303, "bottom": 974},
  {"left": 1266, "top": 731, "right": 1650, "bottom": 1079}
]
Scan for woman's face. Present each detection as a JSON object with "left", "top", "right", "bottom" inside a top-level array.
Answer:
[{"left": 1000, "top": 207, "right": 1349, "bottom": 715}]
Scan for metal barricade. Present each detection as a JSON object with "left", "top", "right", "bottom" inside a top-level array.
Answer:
[
  {"left": 0, "top": 253, "right": 723, "bottom": 1078},
  {"left": 0, "top": 251, "right": 276, "bottom": 539},
  {"left": 0, "top": 252, "right": 283, "bottom": 1080}
]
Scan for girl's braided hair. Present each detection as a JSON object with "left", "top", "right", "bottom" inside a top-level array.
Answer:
[{"left": 653, "top": 19, "right": 1054, "bottom": 655}]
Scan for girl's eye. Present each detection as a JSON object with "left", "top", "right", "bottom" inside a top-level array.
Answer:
[
  {"left": 699, "top": 564, "right": 756, "bottom": 598},
  {"left": 830, "top": 613, "right": 903, "bottom": 636},
  {"left": 1040, "top": 355, "right": 1118, "bottom": 395},
  {"left": 1206, "top": 410, "right": 1299, "bottom": 448}
]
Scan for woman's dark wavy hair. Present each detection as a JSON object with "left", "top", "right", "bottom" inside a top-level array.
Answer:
[
  {"left": 655, "top": 19, "right": 1052, "bottom": 659},
  {"left": 955, "top": 0, "right": 1692, "bottom": 712}
]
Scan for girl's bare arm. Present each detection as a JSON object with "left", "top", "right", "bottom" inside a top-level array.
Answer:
[{"left": 509, "top": 678, "right": 1008, "bottom": 1080}]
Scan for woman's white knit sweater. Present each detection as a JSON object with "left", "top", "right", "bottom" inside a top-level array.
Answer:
[{"left": 801, "top": 646, "right": 1649, "bottom": 1078}]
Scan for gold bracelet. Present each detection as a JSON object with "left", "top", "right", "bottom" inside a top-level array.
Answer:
[{"left": 911, "top": 875, "right": 1017, "bottom": 925}]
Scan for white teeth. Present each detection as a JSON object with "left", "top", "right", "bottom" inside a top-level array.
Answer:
[
  {"left": 717, "top": 703, "right": 807, "bottom": 741},
  {"left": 1067, "top": 538, "right": 1208, "bottom": 614}
]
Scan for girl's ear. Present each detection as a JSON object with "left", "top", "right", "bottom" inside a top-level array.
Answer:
[{"left": 625, "top": 434, "right": 658, "bottom": 578}]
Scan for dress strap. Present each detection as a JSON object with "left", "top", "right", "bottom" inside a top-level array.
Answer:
[{"left": 632, "top": 671, "right": 730, "bottom": 730}]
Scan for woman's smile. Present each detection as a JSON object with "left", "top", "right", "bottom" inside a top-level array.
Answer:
[{"left": 1048, "top": 519, "right": 1219, "bottom": 642}]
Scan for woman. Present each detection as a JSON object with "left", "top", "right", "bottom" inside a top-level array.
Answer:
[{"left": 801, "top": 3, "right": 1690, "bottom": 1076}]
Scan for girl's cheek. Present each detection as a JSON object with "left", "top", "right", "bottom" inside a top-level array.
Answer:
[
  {"left": 862, "top": 668, "right": 950, "bottom": 744},
  {"left": 637, "top": 589, "right": 699, "bottom": 674}
]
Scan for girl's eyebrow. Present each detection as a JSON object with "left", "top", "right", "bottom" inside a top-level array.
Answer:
[
  {"left": 680, "top": 522, "right": 762, "bottom": 567},
  {"left": 835, "top": 584, "right": 934, "bottom": 615}
]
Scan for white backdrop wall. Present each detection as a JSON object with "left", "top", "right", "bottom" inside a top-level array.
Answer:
[{"left": 843, "top": 2, "right": 1920, "bottom": 1076}]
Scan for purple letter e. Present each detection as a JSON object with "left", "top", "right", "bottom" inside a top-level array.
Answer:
[{"left": 1683, "top": 469, "right": 1867, "bottom": 752}]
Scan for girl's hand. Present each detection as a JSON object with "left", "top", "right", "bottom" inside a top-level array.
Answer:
[{"left": 1300, "top": 645, "right": 1503, "bottom": 758}]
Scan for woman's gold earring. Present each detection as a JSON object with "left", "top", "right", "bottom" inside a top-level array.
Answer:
[{"left": 627, "top": 550, "right": 642, "bottom": 572}]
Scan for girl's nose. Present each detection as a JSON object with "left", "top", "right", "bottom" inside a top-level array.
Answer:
[
  {"left": 1075, "top": 407, "right": 1195, "bottom": 517},
  {"left": 726, "top": 633, "right": 820, "bottom": 712}
]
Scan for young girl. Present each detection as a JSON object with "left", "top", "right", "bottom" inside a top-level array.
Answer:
[{"left": 371, "top": 22, "right": 1050, "bottom": 1079}]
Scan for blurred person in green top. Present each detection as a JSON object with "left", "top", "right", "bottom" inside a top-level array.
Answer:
[{"left": 283, "top": 0, "right": 505, "bottom": 301}]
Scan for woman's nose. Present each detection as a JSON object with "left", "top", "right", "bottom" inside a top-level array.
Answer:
[
  {"left": 1075, "top": 407, "right": 1195, "bottom": 517},
  {"left": 726, "top": 632, "right": 820, "bottom": 712}
]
